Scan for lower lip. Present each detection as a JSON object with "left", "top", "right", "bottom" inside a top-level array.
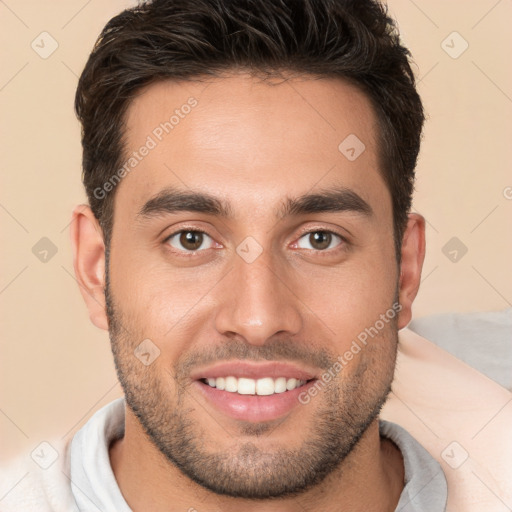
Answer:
[{"left": 194, "top": 380, "right": 316, "bottom": 423}]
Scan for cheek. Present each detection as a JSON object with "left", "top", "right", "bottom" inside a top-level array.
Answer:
[
  {"left": 109, "top": 249, "right": 224, "bottom": 352},
  {"left": 292, "top": 250, "right": 398, "bottom": 346}
]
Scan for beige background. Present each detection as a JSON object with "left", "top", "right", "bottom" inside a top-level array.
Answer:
[{"left": 1, "top": 0, "right": 511, "bottom": 464}]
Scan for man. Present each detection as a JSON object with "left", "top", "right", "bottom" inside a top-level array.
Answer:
[{"left": 1, "top": 0, "right": 509, "bottom": 511}]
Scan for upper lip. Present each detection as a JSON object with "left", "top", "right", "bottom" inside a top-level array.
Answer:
[{"left": 189, "top": 361, "right": 318, "bottom": 381}]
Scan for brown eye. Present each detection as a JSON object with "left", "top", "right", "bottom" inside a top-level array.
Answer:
[
  {"left": 310, "top": 232, "right": 331, "bottom": 250},
  {"left": 167, "top": 230, "right": 212, "bottom": 251},
  {"left": 297, "top": 231, "right": 341, "bottom": 251}
]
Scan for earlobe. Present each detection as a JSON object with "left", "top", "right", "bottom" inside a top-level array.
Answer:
[
  {"left": 397, "top": 213, "right": 426, "bottom": 329},
  {"left": 70, "top": 204, "right": 109, "bottom": 331}
]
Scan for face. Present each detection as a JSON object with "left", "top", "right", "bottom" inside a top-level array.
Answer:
[{"left": 104, "top": 74, "right": 401, "bottom": 498}]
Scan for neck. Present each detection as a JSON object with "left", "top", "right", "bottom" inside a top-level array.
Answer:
[{"left": 109, "top": 406, "right": 404, "bottom": 512}]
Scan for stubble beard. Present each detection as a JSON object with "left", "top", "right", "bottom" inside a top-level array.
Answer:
[{"left": 104, "top": 269, "right": 398, "bottom": 499}]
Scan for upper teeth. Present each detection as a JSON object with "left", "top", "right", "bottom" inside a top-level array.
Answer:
[{"left": 205, "top": 377, "right": 307, "bottom": 395}]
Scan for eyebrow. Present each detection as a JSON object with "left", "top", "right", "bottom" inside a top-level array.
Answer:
[
  {"left": 136, "top": 185, "right": 373, "bottom": 221},
  {"left": 279, "top": 187, "right": 373, "bottom": 218}
]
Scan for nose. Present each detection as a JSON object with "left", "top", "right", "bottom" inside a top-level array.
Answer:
[{"left": 214, "top": 250, "right": 303, "bottom": 346}]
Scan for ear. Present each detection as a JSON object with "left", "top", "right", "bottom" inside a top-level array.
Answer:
[
  {"left": 70, "top": 204, "right": 108, "bottom": 331},
  {"left": 397, "top": 213, "right": 426, "bottom": 329}
]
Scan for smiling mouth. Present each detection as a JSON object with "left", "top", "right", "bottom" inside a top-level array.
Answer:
[{"left": 200, "top": 376, "right": 313, "bottom": 396}]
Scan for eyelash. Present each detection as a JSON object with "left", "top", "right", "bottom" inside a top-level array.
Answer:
[{"left": 163, "top": 227, "right": 349, "bottom": 256}]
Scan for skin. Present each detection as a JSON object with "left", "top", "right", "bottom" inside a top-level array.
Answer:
[{"left": 71, "top": 74, "right": 425, "bottom": 511}]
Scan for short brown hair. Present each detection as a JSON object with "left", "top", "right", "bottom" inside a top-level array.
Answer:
[{"left": 75, "top": 0, "right": 424, "bottom": 256}]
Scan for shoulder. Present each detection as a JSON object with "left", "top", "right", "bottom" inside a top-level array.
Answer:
[
  {"left": 383, "top": 328, "right": 512, "bottom": 512},
  {"left": 0, "top": 437, "right": 78, "bottom": 512}
]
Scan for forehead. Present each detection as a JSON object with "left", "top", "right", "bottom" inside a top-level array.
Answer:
[{"left": 116, "top": 73, "right": 387, "bottom": 219}]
